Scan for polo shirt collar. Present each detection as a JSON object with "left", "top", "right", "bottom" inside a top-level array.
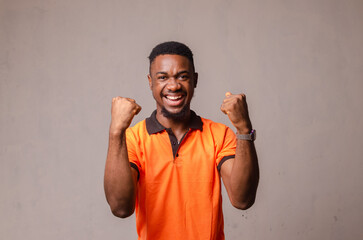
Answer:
[{"left": 146, "top": 110, "right": 203, "bottom": 135}]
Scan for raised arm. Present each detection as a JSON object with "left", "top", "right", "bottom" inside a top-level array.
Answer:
[
  {"left": 104, "top": 97, "right": 141, "bottom": 218},
  {"left": 220, "top": 92, "right": 259, "bottom": 210}
]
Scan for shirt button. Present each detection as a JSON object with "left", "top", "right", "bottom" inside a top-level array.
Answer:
[
  {"left": 172, "top": 141, "right": 176, "bottom": 145},
  {"left": 176, "top": 153, "right": 179, "bottom": 157}
]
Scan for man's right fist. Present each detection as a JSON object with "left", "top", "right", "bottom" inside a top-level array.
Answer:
[{"left": 110, "top": 97, "right": 142, "bottom": 134}]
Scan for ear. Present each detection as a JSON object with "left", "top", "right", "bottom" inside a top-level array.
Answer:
[
  {"left": 193, "top": 72, "right": 198, "bottom": 88},
  {"left": 148, "top": 74, "right": 152, "bottom": 90}
]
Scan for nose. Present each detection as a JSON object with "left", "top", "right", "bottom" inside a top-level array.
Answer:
[{"left": 166, "top": 78, "right": 181, "bottom": 91}]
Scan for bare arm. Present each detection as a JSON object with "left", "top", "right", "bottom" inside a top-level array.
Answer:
[
  {"left": 220, "top": 92, "right": 259, "bottom": 210},
  {"left": 220, "top": 139, "right": 259, "bottom": 210},
  {"left": 104, "top": 97, "right": 141, "bottom": 218}
]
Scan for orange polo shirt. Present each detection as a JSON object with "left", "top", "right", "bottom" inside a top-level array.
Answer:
[{"left": 126, "top": 110, "right": 236, "bottom": 240}]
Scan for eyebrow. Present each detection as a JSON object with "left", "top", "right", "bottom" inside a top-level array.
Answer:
[
  {"left": 177, "top": 70, "right": 190, "bottom": 75},
  {"left": 155, "top": 70, "right": 190, "bottom": 75},
  {"left": 155, "top": 71, "right": 167, "bottom": 75}
]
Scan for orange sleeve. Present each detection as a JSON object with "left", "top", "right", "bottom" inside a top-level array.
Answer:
[{"left": 216, "top": 126, "right": 236, "bottom": 171}]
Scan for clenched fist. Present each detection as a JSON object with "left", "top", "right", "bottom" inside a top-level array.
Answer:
[
  {"left": 110, "top": 97, "right": 142, "bottom": 134},
  {"left": 221, "top": 92, "right": 252, "bottom": 134}
]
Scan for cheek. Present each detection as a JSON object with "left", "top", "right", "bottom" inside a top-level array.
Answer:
[
  {"left": 151, "top": 83, "right": 165, "bottom": 98},
  {"left": 185, "top": 83, "right": 194, "bottom": 94},
  {"left": 189, "top": 88, "right": 195, "bottom": 99}
]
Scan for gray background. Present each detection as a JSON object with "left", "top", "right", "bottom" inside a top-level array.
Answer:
[{"left": 1, "top": 0, "right": 363, "bottom": 239}]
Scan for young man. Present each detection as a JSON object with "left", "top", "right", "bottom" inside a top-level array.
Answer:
[{"left": 104, "top": 41, "right": 259, "bottom": 240}]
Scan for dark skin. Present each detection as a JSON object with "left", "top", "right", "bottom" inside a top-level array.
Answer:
[{"left": 104, "top": 54, "right": 259, "bottom": 218}]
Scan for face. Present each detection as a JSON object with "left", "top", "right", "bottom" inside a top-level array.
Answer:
[{"left": 148, "top": 54, "right": 198, "bottom": 120}]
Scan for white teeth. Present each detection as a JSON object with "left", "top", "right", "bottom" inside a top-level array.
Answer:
[{"left": 166, "top": 95, "right": 182, "bottom": 100}]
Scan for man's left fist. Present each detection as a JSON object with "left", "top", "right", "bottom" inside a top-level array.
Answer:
[{"left": 220, "top": 92, "right": 252, "bottom": 134}]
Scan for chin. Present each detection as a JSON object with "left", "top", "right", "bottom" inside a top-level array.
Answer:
[{"left": 161, "top": 105, "right": 190, "bottom": 121}]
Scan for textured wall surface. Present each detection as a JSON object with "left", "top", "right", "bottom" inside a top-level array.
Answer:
[{"left": 1, "top": 0, "right": 363, "bottom": 239}]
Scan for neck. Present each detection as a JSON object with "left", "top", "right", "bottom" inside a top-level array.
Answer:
[{"left": 156, "top": 108, "right": 191, "bottom": 134}]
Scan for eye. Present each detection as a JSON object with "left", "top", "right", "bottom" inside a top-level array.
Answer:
[
  {"left": 179, "top": 75, "right": 189, "bottom": 80},
  {"left": 157, "top": 75, "right": 167, "bottom": 80}
]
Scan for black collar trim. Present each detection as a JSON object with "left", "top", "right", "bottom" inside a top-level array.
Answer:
[{"left": 145, "top": 110, "right": 203, "bottom": 135}]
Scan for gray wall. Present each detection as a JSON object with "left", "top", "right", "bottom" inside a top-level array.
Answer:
[{"left": 1, "top": 0, "right": 362, "bottom": 239}]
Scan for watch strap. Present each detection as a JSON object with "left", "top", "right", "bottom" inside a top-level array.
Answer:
[{"left": 236, "top": 129, "right": 256, "bottom": 141}]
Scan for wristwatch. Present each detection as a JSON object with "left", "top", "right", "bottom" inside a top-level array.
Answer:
[{"left": 236, "top": 129, "right": 256, "bottom": 141}]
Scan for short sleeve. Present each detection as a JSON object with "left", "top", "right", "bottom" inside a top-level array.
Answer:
[
  {"left": 126, "top": 128, "right": 141, "bottom": 179},
  {"left": 216, "top": 126, "right": 236, "bottom": 171}
]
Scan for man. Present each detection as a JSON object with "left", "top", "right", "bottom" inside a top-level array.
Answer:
[{"left": 104, "top": 41, "right": 259, "bottom": 239}]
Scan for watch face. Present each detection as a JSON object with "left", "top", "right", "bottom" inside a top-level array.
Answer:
[{"left": 251, "top": 129, "right": 256, "bottom": 141}]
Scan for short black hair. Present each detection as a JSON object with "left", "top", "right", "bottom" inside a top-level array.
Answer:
[{"left": 148, "top": 41, "right": 195, "bottom": 71}]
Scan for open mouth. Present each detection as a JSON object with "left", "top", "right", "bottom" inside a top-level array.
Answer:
[{"left": 163, "top": 94, "right": 185, "bottom": 107}]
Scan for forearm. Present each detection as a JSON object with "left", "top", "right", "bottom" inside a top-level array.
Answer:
[
  {"left": 229, "top": 139, "right": 259, "bottom": 209},
  {"left": 104, "top": 130, "right": 137, "bottom": 218}
]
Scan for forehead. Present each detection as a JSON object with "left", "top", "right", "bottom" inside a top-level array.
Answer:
[{"left": 150, "top": 54, "right": 192, "bottom": 74}]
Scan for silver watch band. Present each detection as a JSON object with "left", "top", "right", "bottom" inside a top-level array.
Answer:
[
  {"left": 236, "top": 134, "right": 252, "bottom": 140},
  {"left": 236, "top": 129, "right": 256, "bottom": 141}
]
